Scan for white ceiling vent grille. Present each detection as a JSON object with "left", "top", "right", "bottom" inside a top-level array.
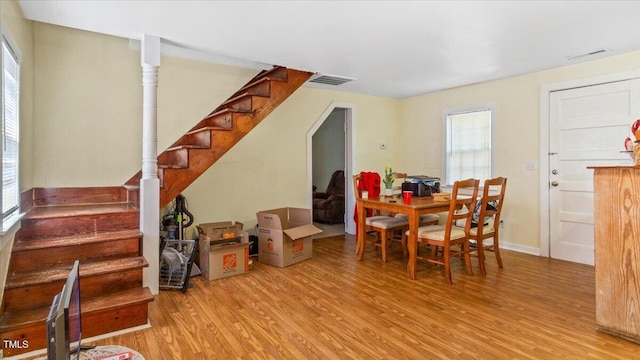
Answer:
[
  {"left": 308, "top": 73, "right": 355, "bottom": 86},
  {"left": 566, "top": 48, "right": 608, "bottom": 61}
]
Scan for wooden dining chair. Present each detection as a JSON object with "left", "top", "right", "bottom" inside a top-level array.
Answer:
[
  {"left": 353, "top": 173, "right": 409, "bottom": 262},
  {"left": 469, "top": 177, "right": 507, "bottom": 276},
  {"left": 410, "top": 178, "right": 479, "bottom": 284}
]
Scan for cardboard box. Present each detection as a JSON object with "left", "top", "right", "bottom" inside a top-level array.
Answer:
[
  {"left": 256, "top": 207, "right": 322, "bottom": 267},
  {"left": 199, "top": 234, "right": 250, "bottom": 280},
  {"left": 197, "top": 221, "right": 244, "bottom": 243},
  {"left": 194, "top": 221, "right": 244, "bottom": 267}
]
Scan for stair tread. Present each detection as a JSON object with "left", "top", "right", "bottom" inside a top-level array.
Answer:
[
  {"left": 260, "top": 75, "right": 288, "bottom": 82},
  {"left": 255, "top": 66, "right": 288, "bottom": 82},
  {"left": 222, "top": 91, "right": 267, "bottom": 106},
  {"left": 222, "top": 92, "right": 251, "bottom": 105},
  {"left": 0, "top": 287, "right": 154, "bottom": 332},
  {"left": 203, "top": 107, "right": 251, "bottom": 121},
  {"left": 25, "top": 203, "right": 139, "bottom": 220},
  {"left": 204, "top": 107, "right": 233, "bottom": 117},
  {"left": 158, "top": 164, "right": 188, "bottom": 169},
  {"left": 13, "top": 229, "right": 143, "bottom": 252},
  {"left": 166, "top": 144, "right": 210, "bottom": 151},
  {"left": 186, "top": 126, "right": 233, "bottom": 135},
  {"left": 238, "top": 76, "right": 270, "bottom": 93},
  {"left": 6, "top": 257, "right": 148, "bottom": 289}
]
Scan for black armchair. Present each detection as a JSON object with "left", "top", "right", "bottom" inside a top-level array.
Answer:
[{"left": 313, "top": 170, "right": 345, "bottom": 223}]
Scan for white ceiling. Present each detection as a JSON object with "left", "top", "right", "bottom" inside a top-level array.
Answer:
[{"left": 17, "top": 0, "right": 640, "bottom": 99}]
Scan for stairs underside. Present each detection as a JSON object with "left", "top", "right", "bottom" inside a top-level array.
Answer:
[{"left": 126, "top": 66, "right": 313, "bottom": 206}]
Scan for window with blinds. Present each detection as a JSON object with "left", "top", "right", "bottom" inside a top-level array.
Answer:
[
  {"left": 444, "top": 106, "right": 495, "bottom": 186},
  {"left": 2, "top": 34, "right": 20, "bottom": 217}
]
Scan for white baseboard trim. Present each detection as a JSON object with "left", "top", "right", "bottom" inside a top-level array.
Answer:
[{"left": 501, "top": 242, "right": 541, "bottom": 256}]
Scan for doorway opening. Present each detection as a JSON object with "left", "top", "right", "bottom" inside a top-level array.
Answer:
[{"left": 307, "top": 102, "right": 354, "bottom": 236}]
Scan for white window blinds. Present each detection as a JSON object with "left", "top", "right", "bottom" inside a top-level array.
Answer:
[
  {"left": 2, "top": 39, "right": 19, "bottom": 216},
  {"left": 445, "top": 108, "right": 492, "bottom": 185}
]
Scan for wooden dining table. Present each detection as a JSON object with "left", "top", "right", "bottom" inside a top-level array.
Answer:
[{"left": 356, "top": 194, "right": 451, "bottom": 280}]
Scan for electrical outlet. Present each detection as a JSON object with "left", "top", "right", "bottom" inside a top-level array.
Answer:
[{"left": 499, "top": 220, "right": 504, "bottom": 228}]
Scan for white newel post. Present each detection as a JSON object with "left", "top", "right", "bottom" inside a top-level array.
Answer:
[{"left": 141, "top": 35, "right": 160, "bottom": 295}]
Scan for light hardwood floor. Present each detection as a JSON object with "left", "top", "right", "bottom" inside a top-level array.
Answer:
[{"left": 35, "top": 235, "right": 640, "bottom": 359}]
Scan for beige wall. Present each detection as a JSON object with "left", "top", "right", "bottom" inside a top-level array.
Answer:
[
  {"left": 400, "top": 50, "right": 640, "bottom": 253},
  {"left": 33, "top": 23, "right": 142, "bottom": 186},
  {"left": 1, "top": 0, "right": 35, "bottom": 308},
  {"left": 31, "top": 23, "right": 403, "bottom": 235}
]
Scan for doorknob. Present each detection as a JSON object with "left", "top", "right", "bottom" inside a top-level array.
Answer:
[{"left": 551, "top": 181, "right": 559, "bottom": 187}]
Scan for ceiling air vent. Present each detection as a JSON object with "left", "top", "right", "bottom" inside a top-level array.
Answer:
[
  {"left": 567, "top": 49, "right": 608, "bottom": 61},
  {"left": 308, "top": 73, "right": 355, "bottom": 86}
]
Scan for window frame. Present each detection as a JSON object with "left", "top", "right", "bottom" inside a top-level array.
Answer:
[
  {"left": 1, "top": 24, "right": 22, "bottom": 219},
  {"left": 442, "top": 103, "right": 496, "bottom": 186}
]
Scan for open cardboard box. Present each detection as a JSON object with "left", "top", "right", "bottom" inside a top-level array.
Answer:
[
  {"left": 199, "top": 234, "right": 249, "bottom": 280},
  {"left": 193, "top": 221, "right": 244, "bottom": 268},
  {"left": 256, "top": 207, "right": 322, "bottom": 267},
  {"left": 197, "top": 221, "right": 244, "bottom": 244}
]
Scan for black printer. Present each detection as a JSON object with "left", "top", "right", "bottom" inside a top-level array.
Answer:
[{"left": 401, "top": 175, "right": 441, "bottom": 197}]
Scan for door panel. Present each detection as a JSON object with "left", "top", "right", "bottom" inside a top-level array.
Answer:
[{"left": 549, "top": 79, "right": 640, "bottom": 265}]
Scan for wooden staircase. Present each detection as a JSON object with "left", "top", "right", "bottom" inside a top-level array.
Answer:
[
  {"left": 0, "top": 65, "right": 311, "bottom": 357},
  {"left": 0, "top": 187, "right": 153, "bottom": 357},
  {"left": 126, "top": 65, "right": 313, "bottom": 206}
]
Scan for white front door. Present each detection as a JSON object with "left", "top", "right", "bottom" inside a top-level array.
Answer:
[{"left": 549, "top": 79, "right": 640, "bottom": 265}]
